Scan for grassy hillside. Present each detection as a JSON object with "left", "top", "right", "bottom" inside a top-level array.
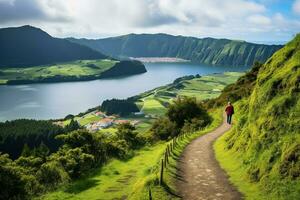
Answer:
[
  {"left": 215, "top": 34, "right": 300, "bottom": 199},
  {"left": 68, "top": 34, "right": 282, "bottom": 67},
  {"left": 0, "top": 26, "right": 107, "bottom": 68}
]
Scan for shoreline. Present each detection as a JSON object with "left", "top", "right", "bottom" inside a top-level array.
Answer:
[{"left": 130, "top": 57, "right": 190, "bottom": 63}]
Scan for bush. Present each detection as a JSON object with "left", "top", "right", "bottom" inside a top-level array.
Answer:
[
  {"left": 181, "top": 118, "right": 209, "bottom": 133},
  {"left": 0, "top": 154, "right": 27, "bottom": 200},
  {"left": 50, "top": 148, "right": 94, "bottom": 178},
  {"left": 167, "top": 97, "right": 211, "bottom": 128},
  {"left": 36, "top": 161, "right": 70, "bottom": 187},
  {"left": 116, "top": 123, "right": 144, "bottom": 149},
  {"left": 151, "top": 117, "right": 178, "bottom": 140}
]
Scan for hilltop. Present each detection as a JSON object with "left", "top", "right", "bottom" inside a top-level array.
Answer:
[{"left": 0, "top": 25, "right": 107, "bottom": 68}]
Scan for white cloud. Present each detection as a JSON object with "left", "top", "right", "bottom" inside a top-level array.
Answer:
[
  {"left": 0, "top": 0, "right": 298, "bottom": 41},
  {"left": 293, "top": 0, "right": 300, "bottom": 15},
  {"left": 247, "top": 14, "right": 271, "bottom": 26}
]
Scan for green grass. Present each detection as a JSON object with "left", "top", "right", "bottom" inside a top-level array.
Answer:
[
  {"left": 141, "top": 98, "right": 167, "bottom": 116},
  {"left": 0, "top": 59, "right": 117, "bottom": 83},
  {"left": 38, "top": 143, "right": 167, "bottom": 200},
  {"left": 77, "top": 113, "right": 102, "bottom": 126},
  {"left": 0, "top": 79, "right": 7, "bottom": 84}
]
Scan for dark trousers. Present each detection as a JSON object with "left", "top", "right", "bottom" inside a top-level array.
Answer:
[{"left": 227, "top": 114, "right": 232, "bottom": 124}]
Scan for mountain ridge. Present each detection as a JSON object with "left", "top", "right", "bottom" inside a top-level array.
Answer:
[{"left": 68, "top": 33, "right": 283, "bottom": 67}]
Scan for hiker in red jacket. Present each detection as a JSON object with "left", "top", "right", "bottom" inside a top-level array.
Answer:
[{"left": 225, "top": 102, "right": 234, "bottom": 124}]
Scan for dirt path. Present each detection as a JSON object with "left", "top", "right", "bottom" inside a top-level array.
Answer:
[{"left": 176, "top": 114, "right": 242, "bottom": 200}]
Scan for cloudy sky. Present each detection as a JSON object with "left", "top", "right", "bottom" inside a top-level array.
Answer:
[{"left": 0, "top": 0, "right": 299, "bottom": 42}]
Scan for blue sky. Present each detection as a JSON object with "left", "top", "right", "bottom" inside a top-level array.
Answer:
[{"left": 0, "top": 0, "right": 299, "bottom": 43}]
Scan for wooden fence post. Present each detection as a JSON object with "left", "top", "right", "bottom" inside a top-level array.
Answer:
[
  {"left": 160, "top": 159, "right": 164, "bottom": 185},
  {"left": 166, "top": 150, "right": 169, "bottom": 164},
  {"left": 165, "top": 150, "right": 168, "bottom": 168},
  {"left": 149, "top": 186, "right": 152, "bottom": 200}
]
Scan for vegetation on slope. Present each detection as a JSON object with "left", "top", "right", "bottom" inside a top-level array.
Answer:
[
  {"left": 100, "top": 60, "right": 146, "bottom": 78},
  {"left": 68, "top": 33, "right": 282, "bottom": 67},
  {"left": 215, "top": 34, "right": 300, "bottom": 199},
  {"left": 101, "top": 99, "right": 140, "bottom": 116},
  {"left": 0, "top": 119, "right": 79, "bottom": 159},
  {"left": 0, "top": 26, "right": 107, "bottom": 68}
]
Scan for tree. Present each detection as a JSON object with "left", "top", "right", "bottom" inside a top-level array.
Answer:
[
  {"left": 21, "top": 144, "right": 32, "bottom": 157},
  {"left": 151, "top": 117, "right": 178, "bottom": 140},
  {"left": 167, "top": 97, "right": 211, "bottom": 128},
  {"left": 0, "top": 154, "right": 27, "bottom": 200},
  {"left": 116, "top": 123, "right": 141, "bottom": 149},
  {"left": 33, "top": 142, "right": 50, "bottom": 159},
  {"left": 50, "top": 148, "right": 94, "bottom": 178},
  {"left": 101, "top": 99, "right": 139, "bottom": 116},
  {"left": 36, "top": 161, "right": 69, "bottom": 188},
  {"left": 65, "top": 119, "right": 80, "bottom": 132}
]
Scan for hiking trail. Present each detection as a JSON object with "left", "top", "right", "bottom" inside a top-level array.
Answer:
[{"left": 176, "top": 113, "right": 242, "bottom": 200}]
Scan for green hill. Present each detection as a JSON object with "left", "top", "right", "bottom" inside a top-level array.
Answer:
[
  {"left": 0, "top": 25, "right": 107, "bottom": 68},
  {"left": 68, "top": 33, "right": 282, "bottom": 67},
  {"left": 215, "top": 34, "right": 300, "bottom": 199}
]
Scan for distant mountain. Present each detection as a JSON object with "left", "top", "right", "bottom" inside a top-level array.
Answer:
[
  {"left": 68, "top": 33, "right": 283, "bottom": 67},
  {"left": 0, "top": 25, "right": 107, "bottom": 68}
]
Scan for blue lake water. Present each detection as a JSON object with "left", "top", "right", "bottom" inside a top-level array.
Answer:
[{"left": 0, "top": 62, "right": 248, "bottom": 121}]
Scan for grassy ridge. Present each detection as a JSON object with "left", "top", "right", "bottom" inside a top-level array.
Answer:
[{"left": 214, "top": 34, "right": 300, "bottom": 199}]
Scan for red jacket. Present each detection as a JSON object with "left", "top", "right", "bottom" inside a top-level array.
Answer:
[{"left": 225, "top": 105, "right": 234, "bottom": 115}]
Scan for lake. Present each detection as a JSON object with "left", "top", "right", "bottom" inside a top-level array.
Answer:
[{"left": 0, "top": 62, "right": 248, "bottom": 121}]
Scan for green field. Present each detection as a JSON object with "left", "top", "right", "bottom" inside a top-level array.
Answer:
[
  {"left": 137, "top": 72, "right": 243, "bottom": 116},
  {"left": 0, "top": 59, "right": 117, "bottom": 84}
]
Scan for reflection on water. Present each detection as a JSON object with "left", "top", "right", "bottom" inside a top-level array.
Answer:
[{"left": 0, "top": 62, "right": 248, "bottom": 121}]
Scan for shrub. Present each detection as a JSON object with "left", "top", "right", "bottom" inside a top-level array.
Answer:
[
  {"left": 151, "top": 117, "right": 178, "bottom": 140},
  {"left": 36, "top": 161, "right": 70, "bottom": 187},
  {"left": 167, "top": 97, "right": 211, "bottom": 128}
]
